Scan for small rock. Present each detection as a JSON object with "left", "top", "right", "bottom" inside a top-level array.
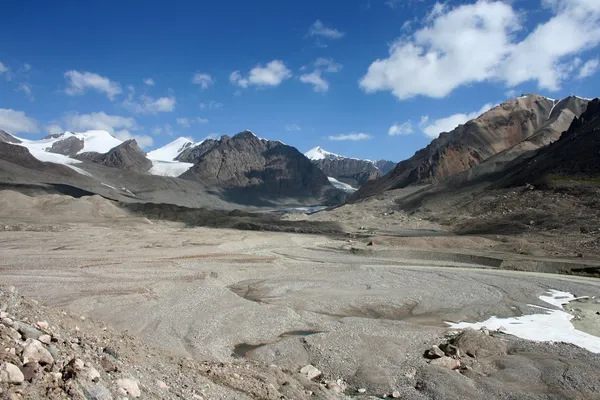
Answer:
[
  {"left": 357, "top": 388, "right": 367, "bottom": 393},
  {"left": 100, "top": 356, "right": 118, "bottom": 373},
  {"left": 0, "top": 362, "right": 25, "bottom": 384},
  {"left": 22, "top": 339, "right": 54, "bottom": 365},
  {"left": 83, "top": 385, "right": 113, "bottom": 400},
  {"left": 425, "top": 345, "right": 444, "bottom": 359},
  {"left": 103, "top": 347, "right": 118, "bottom": 359},
  {"left": 20, "top": 362, "right": 39, "bottom": 382},
  {"left": 88, "top": 367, "right": 101, "bottom": 382},
  {"left": 300, "top": 364, "right": 322, "bottom": 380},
  {"left": 38, "top": 334, "right": 52, "bottom": 345},
  {"left": 326, "top": 382, "right": 343, "bottom": 393},
  {"left": 36, "top": 321, "right": 49, "bottom": 330},
  {"left": 157, "top": 380, "right": 169, "bottom": 390},
  {"left": 392, "top": 391, "right": 401, "bottom": 398},
  {"left": 116, "top": 378, "right": 141, "bottom": 398},
  {"left": 429, "top": 356, "right": 461, "bottom": 370},
  {"left": 15, "top": 322, "right": 42, "bottom": 340},
  {"left": 0, "top": 311, "right": 7, "bottom": 319},
  {"left": 47, "top": 345, "right": 59, "bottom": 359},
  {"left": 2, "top": 317, "right": 14, "bottom": 327},
  {"left": 367, "top": 241, "right": 375, "bottom": 246},
  {"left": 442, "top": 344, "right": 461, "bottom": 357}
]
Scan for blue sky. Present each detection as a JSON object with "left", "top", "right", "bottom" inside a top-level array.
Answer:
[{"left": 0, "top": 0, "right": 599, "bottom": 162}]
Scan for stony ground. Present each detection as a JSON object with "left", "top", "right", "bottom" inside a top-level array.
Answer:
[{"left": 2, "top": 190, "right": 600, "bottom": 399}]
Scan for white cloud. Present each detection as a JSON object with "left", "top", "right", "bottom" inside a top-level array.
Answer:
[
  {"left": 285, "top": 124, "right": 301, "bottom": 132},
  {"left": 45, "top": 124, "right": 64, "bottom": 135},
  {"left": 360, "top": 0, "right": 600, "bottom": 99},
  {"left": 420, "top": 103, "right": 495, "bottom": 138},
  {"left": 152, "top": 124, "right": 174, "bottom": 137},
  {"left": 231, "top": 60, "right": 292, "bottom": 88},
  {"left": 143, "top": 78, "right": 155, "bottom": 86},
  {"left": 124, "top": 94, "right": 176, "bottom": 114},
  {"left": 505, "top": 89, "right": 518, "bottom": 98},
  {"left": 314, "top": 58, "right": 343, "bottom": 72},
  {"left": 199, "top": 100, "right": 224, "bottom": 109},
  {"left": 64, "top": 70, "right": 122, "bottom": 100},
  {"left": 577, "top": 58, "right": 600, "bottom": 79},
  {"left": 388, "top": 121, "right": 413, "bottom": 136},
  {"left": 0, "top": 62, "right": 7, "bottom": 73},
  {"left": 308, "top": 20, "right": 344, "bottom": 39},
  {"left": 176, "top": 117, "right": 208, "bottom": 128},
  {"left": 22, "top": 63, "right": 31, "bottom": 72},
  {"left": 113, "top": 130, "right": 154, "bottom": 148},
  {"left": 176, "top": 118, "right": 192, "bottom": 128},
  {"left": 300, "top": 70, "right": 329, "bottom": 92},
  {"left": 63, "top": 111, "right": 153, "bottom": 148},
  {"left": 18, "top": 83, "right": 33, "bottom": 101},
  {"left": 0, "top": 109, "right": 39, "bottom": 134},
  {"left": 327, "top": 133, "right": 372, "bottom": 141},
  {"left": 192, "top": 73, "right": 214, "bottom": 89}
]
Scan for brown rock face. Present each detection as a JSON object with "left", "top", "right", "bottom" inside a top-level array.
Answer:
[
  {"left": 350, "top": 94, "right": 589, "bottom": 202},
  {"left": 47, "top": 136, "right": 84, "bottom": 156},
  {"left": 80, "top": 140, "right": 152, "bottom": 173}
]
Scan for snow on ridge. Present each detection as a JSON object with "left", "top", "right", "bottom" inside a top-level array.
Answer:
[
  {"left": 328, "top": 176, "right": 357, "bottom": 193},
  {"left": 305, "top": 146, "right": 344, "bottom": 161},
  {"left": 147, "top": 137, "right": 195, "bottom": 161},
  {"left": 449, "top": 289, "right": 600, "bottom": 354},
  {"left": 149, "top": 160, "right": 193, "bottom": 177}
]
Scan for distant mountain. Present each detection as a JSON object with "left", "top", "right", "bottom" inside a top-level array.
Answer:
[
  {"left": 373, "top": 160, "right": 395, "bottom": 175},
  {"left": 0, "top": 130, "right": 22, "bottom": 144},
  {"left": 304, "top": 146, "right": 394, "bottom": 188},
  {"left": 146, "top": 137, "right": 195, "bottom": 161},
  {"left": 180, "top": 131, "right": 345, "bottom": 205},
  {"left": 351, "top": 94, "right": 590, "bottom": 201},
  {"left": 80, "top": 140, "right": 152, "bottom": 173}
]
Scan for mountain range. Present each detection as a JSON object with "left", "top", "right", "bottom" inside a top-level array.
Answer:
[
  {"left": 0, "top": 93, "right": 597, "bottom": 210},
  {"left": 305, "top": 146, "right": 395, "bottom": 188}
]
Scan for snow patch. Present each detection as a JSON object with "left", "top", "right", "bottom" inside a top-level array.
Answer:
[
  {"left": 149, "top": 160, "right": 193, "bottom": 177},
  {"left": 23, "top": 147, "right": 93, "bottom": 178},
  {"left": 305, "top": 146, "right": 344, "bottom": 161},
  {"left": 101, "top": 183, "right": 117, "bottom": 190},
  {"left": 449, "top": 290, "right": 600, "bottom": 354},
  {"left": 328, "top": 176, "right": 357, "bottom": 192},
  {"left": 146, "top": 137, "right": 195, "bottom": 161}
]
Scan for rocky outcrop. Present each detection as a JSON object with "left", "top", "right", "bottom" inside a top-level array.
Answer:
[
  {"left": 351, "top": 94, "right": 589, "bottom": 201},
  {"left": 79, "top": 140, "right": 152, "bottom": 173},
  {"left": 312, "top": 158, "right": 381, "bottom": 187},
  {"left": 47, "top": 136, "right": 84, "bottom": 156},
  {"left": 0, "top": 130, "right": 21, "bottom": 144},
  {"left": 175, "top": 139, "right": 219, "bottom": 163},
  {"left": 373, "top": 160, "right": 395, "bottom": 175},
  {"left": 180, "top": 131, "right": 343, "bottom": 204}
]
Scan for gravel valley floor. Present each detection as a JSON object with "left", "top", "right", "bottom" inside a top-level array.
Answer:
[{"left": 1, "top": 192, "right": 600, "bottom": 399}]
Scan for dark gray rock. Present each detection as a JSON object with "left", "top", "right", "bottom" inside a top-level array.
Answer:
[
  {"left": 311, "top": 157, "right": 381, "bottom": 187},
  {"left": 179, "top": 131, "right": 345, "bottom": 205},
  {"left": 47, "top": 136, "right": 84, "bottom": 156},
  {"left": 374, "top": 160, "right": 396, "bottom": 175},
  {"left": 175, "top": 138, "right": 220, "bottom": 163},
  {"left": 14, "top": 321, "right": 43, "bottom": 340},
  {"left": 79, "top": 140, "right": 152, "bottom": 173},
  {"left": 0, "top": 130, "right": 21, "bottom": 144}
]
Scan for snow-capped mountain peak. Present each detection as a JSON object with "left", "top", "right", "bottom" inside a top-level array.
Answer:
[
  {"left": 304, "top": 146, "right": 344, "bottom": 161},
  {"left": 146, "top": 137, "right": 195, "bottom": 161}
]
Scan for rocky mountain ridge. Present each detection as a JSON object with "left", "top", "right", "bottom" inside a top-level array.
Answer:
[{"left": 351, "top": 94, "right": 590, "bottom": 202}]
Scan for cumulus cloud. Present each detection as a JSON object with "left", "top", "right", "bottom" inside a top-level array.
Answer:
[
  {"left": 285, "top": 124, "right": 301, "bottom": 132},
  {"left": 300, "top": 57, "right": 343, "bottom": 92},
  {"left": 64, "top": 70, "right": 122, "bottom": 100},
  {"left": 143, "top": 78, "right": 155, "bottom": 86},
  {"left": 192, "top": 73, "right": 214, "bottom": 89},
  {"left": 388, "top": 121, "right": 413, "bottom": 136},
  {"left": 577, "top": 58, "right": 600, "bottom": 79},
  {"left": 360, "top": 0, "right": 600, "bottom": 99},
  {"left": 420, "top": 103, "right": 495, "bottom": 138},
  {"left": 230, "top": 60, "right": 292, "bottom": 89},
  {"left": 63, "top": 112, "right": 153, "bottom": 148},
  {"left": 45, "top": 124, "right": 64, "bottom": 135},
  {"left": 0, "top": 109, "right": 40, "bottom": 134},
  {"left": 300, "top": 70, "right": 328, "bottom": 92},
  {"left": 308, "top": 20, "right": 344, "bottom": 39},
  {"left": 327, "top": 133, "right": 372, "bottom": 141},
  {"left": 0, "top": 62, "right": 7, "bottom": 73},
  {"left": 124, "top": 93, "right": 176, "bottom": 114}
]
